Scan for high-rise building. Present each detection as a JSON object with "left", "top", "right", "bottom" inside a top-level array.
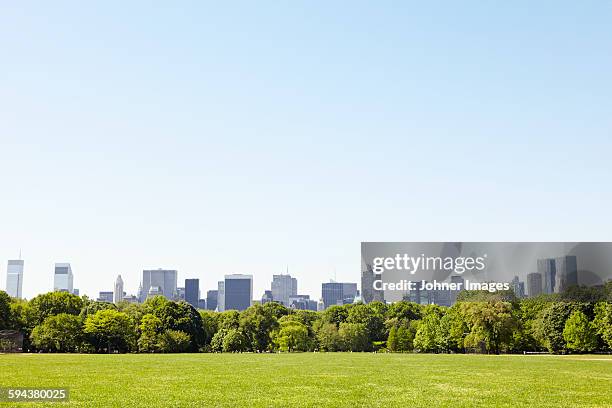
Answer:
[
  {"left": 185, "top": 279, "right": 199, "bottom": 308},
  {"left": 271, "top": 274, "right": 297, "bottom": 306},
  {"left": 114, "top": 275, "right": 124, "bottom": 304},
  {"left": 54, "top": 263, "right": 74, "bottom": 293},
  {"left": 206, "top": 290, "right": 218, "bottom": 311},
  {"left": 527, "top": 272, "right": 543, "bottom": 297},
  {"left": 140, "top": 269, "right": 178, "bottom": 301},
  {"left": 511, "top": 276, "right": 525, "bottom": 298},
  {"left": 261, "top": 290, "right": 274, "bottom": 304},
  {"left": 321, "top": 281, "right": 358, "bottom": 309},
  {"left": 224, "top": 274, "right": 253, "bottom": 311},
  {"left": 537, "top": 258, "right": 556, "bottom": 294},
  {"left": 361, "top": 264, "right": 384, "bottom": 304},
  {"left": 6, "top": 260, "right": 24, "bottom": 299},
  {"left": 217, "top": 281, "right": 225, "bottom": 312},
  {"left": 289, "top": 295, "right": 317, "bottom": 311},
  {"left": 554, "top": 256, "right": 578, "bottom": 293},
  {"left": 97, "top": 291, "right": 114, "bottom": 302}
]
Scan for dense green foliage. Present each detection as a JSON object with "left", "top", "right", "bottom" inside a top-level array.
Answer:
[
  {"left": 0, "top": 354, "right": 610, "bottom": 407},
  {"left": 1, "top": 283, "right": 611, "bottom": 354}
]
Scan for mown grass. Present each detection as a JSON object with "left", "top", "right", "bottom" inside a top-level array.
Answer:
[{"left": 0, "top": 353, "right": 611, "bottom": 407}]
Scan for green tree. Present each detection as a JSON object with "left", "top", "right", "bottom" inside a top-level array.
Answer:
[
  {"left": 26, "top": 292, "right": 84, "bottom": 328},
  {"left": 593, "top": 302, "right": 612, "bottom": 349},
  {"left": 563, "top": 310, "right": 597, "bottom": 353},
  {"left": 347, "top": 303, "right": 385, "bottom": 343},
  {"left": 158, "top": 330, "right": 191, "bottom": 353},
  {"left": 339, "top": 322, "right": 369, "bottom": 352},
  {"left": 274, "top": 320, "right": 311, "bottom": 352},
  {"left": 0, "top": 291, "right": 12, "bottom": 330},
  {"left": 80, "top": 300, "right": 117, "bottom": 320},
  {"left": 240, "top": 304, "right": 278, "bottom": 352},
  {"left": 316, "top": 323, "right": 343, "bottom": 351},
  {"left": 387, "top": 326, "right": 398, "bottom": 352},
  {"left": 84, "top": 309, "right": 135, "bottom": 353},
  {"left": 222, "top": 328, "right": 249, "bottom": 352},
  {"left": 138, "top": 314, "right": 164, "bottom": 352},
  {"left": 460, "top": 301, "right": 516, "bottom": 354},
  {"left": 533, "top": 302, "right": 576, "bottom": 353},
  {"left": 321, "top": 306, "right": 348, "bottom": 328},
  {"left": 30, "top": 313, "right": 84, "bottom": 352}
]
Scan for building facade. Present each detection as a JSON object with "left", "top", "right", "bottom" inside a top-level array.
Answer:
[
  {"left": 54, "top": 263, "right": 74, "bottom": 293},
  {"left": 6, "top": 260, "right": 24, "bottom": 299},
  {"left": 271, "top": 274, "right": 297, "bottom": 306},
  {"left": 185, "top": 278, "right": 200, "bottom": 308},
  {"left": 114, "top": 275, "right": 124, "bottom": 303},
  {"left": 224, "top": 274, "right": 252, "bottom": 311},
  {"left": 98, "top": 291, "right": 114, "bottom": 302},
  {"left": 206, "top": 289, "right": 218, "bottom": 311},
  {"left": 527, "top": 272, "right": 543, "bottom": 297},
  {"left": 140, "top": 269, "right": 178, "bottom": 301}
]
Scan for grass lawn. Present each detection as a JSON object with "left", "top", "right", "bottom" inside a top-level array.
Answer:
[{"left": 0, "top": 353, "right": 611, "bottom": 407}]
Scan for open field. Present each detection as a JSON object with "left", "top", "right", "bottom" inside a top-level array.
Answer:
[{"left": 0, "top": 353, "right": 611, "bottom": 407}]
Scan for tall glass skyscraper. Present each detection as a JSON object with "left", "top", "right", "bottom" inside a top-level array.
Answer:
[
  {"left": 224, "top": 274, "right": 252, "bottom": 311},
  {"left": 6, "top": 260, "right": 24, "bottom": 299},
  {"left": 184, "top": 278, "right": 199, "bottom": 308}
]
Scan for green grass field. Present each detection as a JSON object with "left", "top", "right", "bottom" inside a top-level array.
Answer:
[{"left": 1, "top": 353, "right": 611, "bottom": 407}]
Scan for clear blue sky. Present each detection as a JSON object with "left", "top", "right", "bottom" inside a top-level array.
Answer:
[{"left": 1, "top": 1, "right": 611, "bottom": 300}]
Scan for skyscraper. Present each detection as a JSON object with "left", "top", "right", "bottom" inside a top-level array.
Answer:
[
  {"left": 206, "top": 290, "right": 218, "bottom": 311},
  {"left": 217, "top": 281, "right": 225, "bottom": 312},
  {"left": 511, "top": 276, "right": 525, "bottom": 298},
  {"left": 321, "top": 281, "right": 358, "bottom": 309},
  {"left": 54, "top": 263, "right": 74, "bottom": 293},
  {"left": 527, "top": 272, "right": 543, "bottom": 297},
  {"left": 271, "top": 274, "right": 297, "bottom": 306},
  {"left": 224, "top": 274, "right": 252, "bottom": 311},
  {"left": 140, "top": 269, "right": 178, "bottom": 301},
  {"left": 6, "top": 260, "right": 24, "bottom": 299},
  {"left": 554, "top": 256, "right": 578, "bottom": 293},
  {"left": 98, "top": 291, "right": 114, "bottom": 302},
  {"left": 361, "top": 264, "right": 384, "bottom": 304},
  {"left": 185, "top": 279, "right": 199, "bottom": 308},
  {"left": 537, "top": 258, "right": 556, "bottom": 294},
  {"left": 114, "top": 275, "right": 124, "bottom": 304}
]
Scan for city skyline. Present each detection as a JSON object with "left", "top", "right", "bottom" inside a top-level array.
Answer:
[{"left": 3, "top": 2, "right": 612, "bottom": 304}]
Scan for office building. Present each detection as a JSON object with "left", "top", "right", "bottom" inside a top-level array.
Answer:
[
  {"left": 185, "top": 279, "right": 200, "bottom": 308},
  {"left": 271, "top": 274, "right": 297, "bottom": 306},
  {"left": 511, "top": 276, "right": 525, "bottom": 298},
  {"left": 206, "top": 290, "right": 218, "bottom": 311},
  {"left": 322, "top": 281, "right": 358, "bottom": 309},
  {"left": 224, "top": 274, "right": 253, "bottom": 311},
  {"left": 361, "top": 263, "right": 384, "bottom": 304},
  {"left": 114, "top": 275, "right": 124, "bottom": 304},
  {"left": 198, "top": 299, "right": 206, "bottom": 309},
  {"left": 217, "top": 281, "right": 225, "bottom": 312},
  {"left": 98, "top": 291, "right": 114, "bottom": 302},
  {"left": 54, "top": 263, "right": 74, "bottom": 293},
  {"left": 537, "top": 258, "right": 556, "bottom": 294},
  {"left": 527, "top": 272, "right": 543, "bottom": 297},
  {"left": 289, "top": 295, "right": 317, "bottom": 311},
  {"left": 6, "top": 260, "right": 24, "bottom": 299},
  {"left": 261, "top": 290, "right": 274, "bottom": 304},
  {"left": 554, "top": 256, "right": 578, "bottom": 293},
  {"left": 140, "top": 269, "right": 178, "bottom": 301}
]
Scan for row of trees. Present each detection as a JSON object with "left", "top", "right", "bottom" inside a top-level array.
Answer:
[{"left": 1, "top": 283, "right": 611, "bottom": 354}]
